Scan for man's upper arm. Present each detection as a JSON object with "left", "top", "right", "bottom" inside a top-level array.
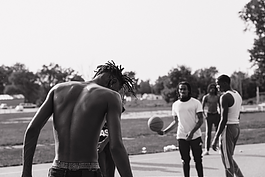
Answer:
[
  {"left": 197, "top": 99, "right": 204, "bottom": 112},
  {"left": 105, "top": 93, "right": 123, "bottom": 146},
  {"left": 202, "top": 95, "right": 207, "bottom": 108},
  {"left": 220, "top": 94, "right": 229, "bottom": 123},
  {"left": 196, "top": 100, "right": 204, "bottom": 120},
  {"left": 196, "top": 112, "right": 204, "bottom": 121},
  {"left": 28, "top": 88, "right": 54, "bottom": 130},
  {"left": 173, "top": 115, "right": 178, "bottom": 123},
  {"left": 217, "top": 95, "right": 221, "bottom": 109}
]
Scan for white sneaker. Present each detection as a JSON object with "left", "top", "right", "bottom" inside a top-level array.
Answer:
[{"left": 202, "top": 151, "right": 210, "bottom": 156}]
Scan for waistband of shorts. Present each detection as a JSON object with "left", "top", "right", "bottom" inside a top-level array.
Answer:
[
  {"left": 207, "top": 112, "right": 219, "bottom": 115},
  {"left": 52, "top": 160, "right": 100, "bottom": 170},
  {"left": 226, "top": 123, "right": 239, "bottom": 126}
]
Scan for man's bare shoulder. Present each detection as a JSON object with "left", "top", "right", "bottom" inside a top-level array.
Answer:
[
  {"left": 222, "top": 92, "right": 232, "bottom": 99},
  {"left": 54, "top": 81, "right": 85, "bottom": 89},
  {"left": 53, "top": 81, "right": 120, "bottom": 101},
  {"left": 202, "top": 94, "right": 209, "bottom": 101},
  {"left": 85, "top": 83, "right": 119, "bottom": 95},
  {"left": 51, "top": 81, "right": 89, "bottom": 104},
  {"left": 221, "top": 92, "right": 234, "bottom": 105}
]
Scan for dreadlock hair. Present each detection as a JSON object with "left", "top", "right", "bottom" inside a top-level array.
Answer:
[{"left": 93, "top": 60, "right": 136, "bottom": 96}]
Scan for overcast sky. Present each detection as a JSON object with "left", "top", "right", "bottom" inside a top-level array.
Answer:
[{"left": 0, "top": 0, "right": 256, "bottom": 83}]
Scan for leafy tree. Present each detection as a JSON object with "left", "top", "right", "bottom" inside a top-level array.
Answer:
[
  {"left": 153, "top": 66, "right": 219, "bottom": 103},
  {"left": 153, "top": 75, "right": 168, "bottom": 95},
  {"left": 123, "top": 71, "right": 138, "bottom": 95},
  {"left": 5, "top": 63, "right": 40, "bottom": 103},
  {"left": 193, "top": 67, "right": 219, "bottom": 100},
  {"left": 11, "top": 63, "right": 28, "bottom": 72},
  {"left": 166, "top": 65, "right": 193, "bottom": 89},
  {"left": 36, "top": 63, "right": 84, "bottom": 104},
  {"left": 243, "top": 76, "right": 257, "bottom": 99},
  {"left": 37, "top": 63, "right": 83, "bottom": 91},
  {"left": 247, "top": 37, "right": 265, "bottom": 91},
  {"left": 4, "top": 85, "right": 21, "bottom": 95},
  {"left": 231, "top": 71, "right": 245, "bottom": 95},
  {"left": 138, "top": 80, "right": 152, "bottom": 95},
  {"left": 0, "top": 65, "right": 13, "bottom": 94},
  {"left": 240, "top": 0, "right": 265, "bottom": 89},
  {"left": 231, "top": 71, "right": 257, "bottom": 100},
  {"left": 9, "top": 71, "right": 40, "bottom": 103},
  {"left": 161, "top": 65, "right": 197, "bottom": 102},
  {"left": 71, "top": 75, "right": 85, "bottom": 82},
  {"left": 161, "top": 86, "right": 176, "bottom": 103},
  {"left": 240, "top": 0, "right": 265, "bottom": 36}
]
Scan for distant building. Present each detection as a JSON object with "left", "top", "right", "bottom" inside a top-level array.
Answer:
[
  {"left": 124, "top": 95, "right": 132, "bottom": 102},
  {"left": 142, "top": 93, "right": 163, "bottom": 100},
  {"left": 125, "top": 94, "right": 163, "bottom": 102},
  {"left": 0, "top": 94, "right": 25, "bottom": 107}
]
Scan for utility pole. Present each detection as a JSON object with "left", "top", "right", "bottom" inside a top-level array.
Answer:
[
  {"left": 256, "top": 86, "right": 260, "bottom": 104},
  {"left": 239, "top": 76, "right": 242, "bottom": 96}
]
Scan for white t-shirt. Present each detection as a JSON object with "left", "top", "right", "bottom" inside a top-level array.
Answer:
[{"left": 172, "top": 97, "right": 203, "bottom": 140}]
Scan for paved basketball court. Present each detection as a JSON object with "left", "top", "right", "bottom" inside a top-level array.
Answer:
[{"left": 0, "top": 143, "right": 264, "bottom": 177}]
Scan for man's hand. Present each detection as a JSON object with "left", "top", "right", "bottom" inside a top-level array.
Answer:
[
  {"left": 211, "top": 137, "right": 219, "bottom": 151},
  {"left": 186, "top": 132, "right": 194, "bottom": 141},
  {"left": 157, "top": 130, "right": 165, "bottom": 135},
  {"left": 97, "top": 142, "right": 106, "bottom": 153}
]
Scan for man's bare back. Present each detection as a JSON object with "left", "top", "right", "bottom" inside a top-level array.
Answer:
[
  {"left": 52, "top": 81, "right": 121, "bottom": 163},
  {"left": 21, "top": 61, "right": 134, "bottom": 177}
]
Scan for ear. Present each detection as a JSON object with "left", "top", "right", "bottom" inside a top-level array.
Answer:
[{"left": 110, "top": 78, "right": 118, "bottom": 85}]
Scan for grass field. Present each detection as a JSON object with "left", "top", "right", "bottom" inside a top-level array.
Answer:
[{"left": 0, "top": 109, "right": 264, "bottom": 167}]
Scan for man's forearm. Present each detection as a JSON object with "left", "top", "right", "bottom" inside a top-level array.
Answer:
[
  {"left": 164, "top": 121, "right": 176, "bottom": 134},
  {"left": 111, "top": 145, "right": 133, "bottom": 177},
  {"left": 190, "top": 119, "right": 203, "bottom": 134},
  {"left": 22, "top": 129, "right": 40, "bottom": 177},
  {"left": 214, "top": 120, "right": 226, "bottom": 140}
]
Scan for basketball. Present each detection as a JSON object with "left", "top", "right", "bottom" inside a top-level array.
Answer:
[{"left": 148, "top": 116, "right": 164, "bottom": 132}]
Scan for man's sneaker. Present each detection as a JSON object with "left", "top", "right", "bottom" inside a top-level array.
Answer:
[{"left": 202, "top": 151, "right": 210, "bottom": 156}]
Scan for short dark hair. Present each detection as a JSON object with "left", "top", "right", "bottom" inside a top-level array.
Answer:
[
  {"left": 93, "top": 60, "right": 135, "bottom": 96},
  {"left": 207, "top": 83, "right": 218, "bottom": 95},
  {"left": 217, "top": 74, "right": 231, "bottom": 84}
]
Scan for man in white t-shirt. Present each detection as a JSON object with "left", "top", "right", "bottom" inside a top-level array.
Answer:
[{"left": 158, "top": 81, "right": 204, "bottom": 177}]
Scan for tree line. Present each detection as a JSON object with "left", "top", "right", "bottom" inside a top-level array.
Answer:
[
  {"left": 0, "top": 62, "right": 261, "bottom": 105},
  {"left": 140, "top": 66, "right": 260, "bottom": 103},
  {"left": 0, "top": 63, "right": 84, "bottom": 106}
]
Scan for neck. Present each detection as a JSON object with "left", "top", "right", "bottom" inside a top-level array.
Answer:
[
  {"left": 180, "top": 96, "right": 191, "bottom": 102},
  {"left": 92, "top": 73, "right": 111, "bottom": 88},
  {"left": 224, "top": 87, "right": 232, "bottom": 92}
]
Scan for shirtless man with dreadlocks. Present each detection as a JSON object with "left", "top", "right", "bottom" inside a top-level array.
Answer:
[{"left": 21, "top": 61, "right": 135, "bottom": 177}]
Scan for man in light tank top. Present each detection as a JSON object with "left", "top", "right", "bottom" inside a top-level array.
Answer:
[{"left": 212, "top": 75, "right": 244, "bottom": 177}]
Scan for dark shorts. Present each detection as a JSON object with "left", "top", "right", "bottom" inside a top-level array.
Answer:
[{"left": 206, "top": 112, "right": 220, "bottom": 128}]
